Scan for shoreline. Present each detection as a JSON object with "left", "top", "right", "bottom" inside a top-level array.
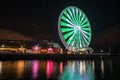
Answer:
[{"left": 0, "top": 53, "right": 120, "bottom": 61}]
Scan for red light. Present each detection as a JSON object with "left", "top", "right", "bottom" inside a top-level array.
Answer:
[
  {"left": 34, "top": 46, "right": 39, "bottom": 51},
  {"left": 47, "top": 48, "right": 54, "bottom": 53}
]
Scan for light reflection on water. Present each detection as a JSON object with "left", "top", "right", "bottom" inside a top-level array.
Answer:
[
  {"left": 0, "top": 62, "right": 2, "bottom": 75},
  {"left": 32, "top": 60, "right": 38, "bottom": 80},
  {"left": 59, "top": 61, "right": 95, "bottom": 80},
  {"left": 16, "top": 60, "right": 24, "bottom": 79},
  {"left": 0, "top": 59, "right": 118, "bottom": 80},
  {"left": 46, "top": 60, "right": 54, "bottom": 79}
]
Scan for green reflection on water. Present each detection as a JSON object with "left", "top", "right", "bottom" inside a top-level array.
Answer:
[{"left": 59, "top": 61, "right": 95, "bottom": 80}]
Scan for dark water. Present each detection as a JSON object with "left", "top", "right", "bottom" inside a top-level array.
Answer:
[{"left": 0, "top": 59, "right": 120, "bottom": 80}]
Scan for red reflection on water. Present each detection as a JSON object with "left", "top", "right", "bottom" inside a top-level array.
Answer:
[
  {"left": 32, "top": 60, "right": 38, "bottom": 80},
  {"left": 46, "top": 60, "right": 54, "bottom": 79}
]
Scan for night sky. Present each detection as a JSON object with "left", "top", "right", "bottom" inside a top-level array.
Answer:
[{"left": 0, "top": 0, "right": 119, "bottom": 50}]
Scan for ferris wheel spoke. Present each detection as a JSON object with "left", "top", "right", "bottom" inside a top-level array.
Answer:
[
  {"left": 81, "top": 36, "right": 87, "bottom": 47},
  {"left": 79, "top": 14, "right": 84, "bottom": 25},
  {"left": 68, "top": 32, "right": 76, "bottom": 47},
  {"left": 71, "top": 41, "right": 75, "bottom": 47},
  {"left": 71, "top": 8, "right": 75, "bottom": 21},
  {"left": 76, "top": 35, "right": 79, "bottom": 48},
  {"left": 60, "top": 21, "right": 74, "bottom": 28},
  {"left": 83, "top": 34, "right": 89, "bottom": 47},
  {"left": 67, "top": 8, "right": 76, "bottom": 23},
  {"left": 80, "top": 31, "right": 88, "bottom": 40},
  {"left": 71, "top": 8, "right": 77, "bottom": 22},
  {"left": 81, "top": 32, "right": 88, "bottom": 47},
  {"left": 75, "top": 33, "right": 80, "bottom": 49},
  {"left": 81, "top": 18, "right": 88, "bottom": 26},
  {"left": 61, "top": 14, "right": 75, "bottom": 26},
  {"left": 81, "top": 33, "right": 89, "bottom": 46},
  {"left": 79, "top": 32, "right": 83, "bottom": 48},
  {"left": 78, "top": 32, "right": 82, "bottom": 48},
  {"left": 63, "top": 31, "right": 74, "bottom": 40},
  {"left": 61, "top": 28, "right": 73, "bottom": 33},
  {"left": 65, "top": 19, "right": 75, "bottom": 27},
  {"left": 80, "top": 32, "right": 91, "bottom": 45},
  {"left": 80, "top": 33, "right": 84, "bottom": 47},
  {"left": 66, "top": 39, "right": 71, "bottom": 46},
  {"left": 75, "top": 8, "right": 81, "bottom": 26},
  {"left": 80, "top": 14, "right": 85, "bottom": 24},
  {"left": 63, "top": 11, "right": 75, "bottom": 25},
  {"left": 81, "top": 30, "right": 91, "bottom": 38},
  {"left": 78, "top": 12, "right": 82, "bottom": 23},
  {"left": 73, "top": 35, "right": 77, "bottom": 48},
  {"left": 75, "top": 8, "right": 78, "bottom": 22},
  {"left": 66, "top": 33, "right": 75, "bottom": 46},
  {"left": 81, "top": 23, "right": 90, "bottom": 28},
  {"left": 70, "top": 33, "right": 77, "bottom": 47},
  {"left": 82, "top": 27, "right": 91, "bottom": 31}
]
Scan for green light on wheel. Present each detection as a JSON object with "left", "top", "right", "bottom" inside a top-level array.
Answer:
[{"left": 58, "top": 6, "right": 91, "bottom": 52}]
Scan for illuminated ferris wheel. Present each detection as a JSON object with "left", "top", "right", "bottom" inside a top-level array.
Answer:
[{"left": 58, "top": 6, "right": 91, "bottom": 51}]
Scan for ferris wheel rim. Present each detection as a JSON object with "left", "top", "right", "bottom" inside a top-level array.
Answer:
[{"left": 58, "top": 6, "right": 92, "bottom": 51}]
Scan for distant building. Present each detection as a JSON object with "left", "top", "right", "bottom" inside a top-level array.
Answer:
[{"left": 0, "top": 39, "right": 63, "bottom": 54}]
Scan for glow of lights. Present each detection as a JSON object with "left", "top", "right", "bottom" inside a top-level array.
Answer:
[
  {"left": 40, "top": 49, "right": 47, "bottom": 53},
  {"left": 34, "top": 46, "right": 39, "bottom": 51},
  {"left": 0, "top": 62, "right": 2, "bottom": 74},
  {"left": 1, "top": 45, "right": 4, "bottom": 48},
  {"left": 80, "top": 61, "right": 86, "bottom": 75},
  {"left": 80, "top": 61, "right": 83, "bottom": 74},
  {"left": 46, "top": 61, "right": 54, "bottom": 79},
  {"left": 33, "top": 46, "right": 39, "bottom": 53},
  {"left": 47, "top": 48, "right": 54, "bottom": 53},
  {"left": 92, "top": 61, "right": 95, "bottom": 72},
  {"left": 101, "top": 60, "right": 104, "bottom": 75},
  {"left": 59, "top": 61, "right": 95, "bottom": 80},
  {"left": 0, "top": 48, "right": 18, "bottom": 51},
  {"left": 18, "top": 48, "right": 26, "bottom": 53},
  {"left": 58, "top": 6, "right": 91, "bottom": 51},
  {"left": 60, "top": 62, "right": 63, "bottom": 74},
  {"left": 32, "top": 60, "right": 38, "bottom": 80},
  {"left": 16, "top": 60, "right": 24, "bottom": 78}
]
